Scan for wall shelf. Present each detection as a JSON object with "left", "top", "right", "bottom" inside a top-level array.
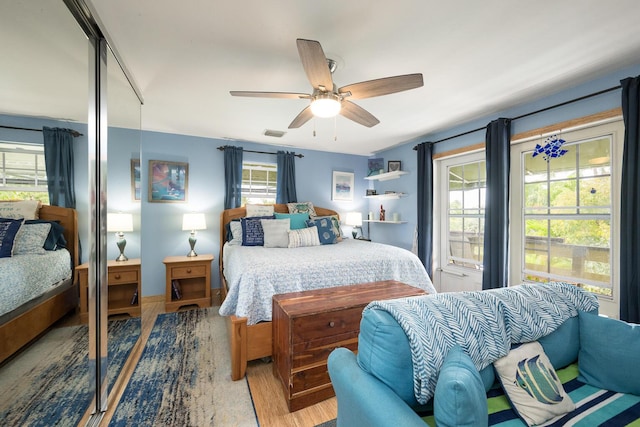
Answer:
[
  {"left": 363, "top": 220, "right": 407, "bottom": 224},
  {"left": 364, "top": 170, "right": 409, "bottom": 182},
  {"left": 364, "top": 192, "right": 407, "bottom": 200}
]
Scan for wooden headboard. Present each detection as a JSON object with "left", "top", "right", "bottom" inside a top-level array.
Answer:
[{"left": 39, "top": 204, "right": 79, "bottom": 269}]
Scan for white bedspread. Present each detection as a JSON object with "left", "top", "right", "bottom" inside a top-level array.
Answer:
[
  {"left": 219, "top": 239, "right": 436, "bottom": 325},
  {"left": 0, "top": 250, "right": 72, "bottom": 317}
]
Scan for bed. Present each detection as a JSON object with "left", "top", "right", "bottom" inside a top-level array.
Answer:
[
  {"left": 218, "top": 203, "right": 436, "bottom": 380},
  {"left": 0, "top": 204, "right": 79, "bottom": 363}
]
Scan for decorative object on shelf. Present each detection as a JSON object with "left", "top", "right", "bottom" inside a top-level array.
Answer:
[
  {"left": 182, "top": 213, "right": 207, "bottom": 257},
  {"left": 393, "top": 212, "right": 400, "bottom": 222},
  {"left": 130, "top": 159, "right": 141, "bottom": 201},
  {"left": 388, "top": 160, "right": 401, "bottom": 172},
  {"left": 379, "top": 205, "right": 386, "bottom": 221},
  {"left": 148, "top": 159, "right": 188, "bottom": 203},
  {"left": 366, "top": 189, "right": 377, "bottom": 196},
  {"left": 332, "top": 171, "right": 355, "bottom": 201},
  {"left": 345, "top": 212, "right": 363, "bottom": 239},
  {"left": 368, "top": 211, "right": 374, "bottom": 220},
  {"left": 367, "top": 158, "right": 384, "bottom": 176},
  {"left": 107, "top": 213, "right": 134, "bottom": 262}
]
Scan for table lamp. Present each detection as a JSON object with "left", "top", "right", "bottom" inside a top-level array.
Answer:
[
  {"left": 107, "top": 213, "right": 134, "bottom": 262},
  {"left": 345, "top": 212, "right": 363, "bottom": 239},
  {"left": 182, "top": 213, "right": 207, "bottom": 257}
]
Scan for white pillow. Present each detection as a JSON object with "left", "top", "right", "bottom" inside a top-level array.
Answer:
[
  {"left": 228, "top": 221, "right": 243, "bottom": 246},
  {"left": 13, "top": 222, "right": 51, "bottom": 255},
  {"left": 261, "top": 218, "right": 290, "bottom": 248},
  {"left": 246, "top": 204, "right": 274, "bottom": 217},
  {"left": 288, "top": 226, "right": 320, "bottom": 248},
  {"left": 0, "top": 200, "right": 41, "bottom": 219}
]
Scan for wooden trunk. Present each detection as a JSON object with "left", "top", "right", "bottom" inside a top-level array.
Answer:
[{"left": 272, "top": 280, "right": 426, "bottom": 412}]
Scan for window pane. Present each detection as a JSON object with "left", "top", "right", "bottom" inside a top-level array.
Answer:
[
  {"left": 524, "top": 182, "right": 548, "bottom": 210},
  {"left": 549, "top": 179, "right": 577, "bottom": 214}
]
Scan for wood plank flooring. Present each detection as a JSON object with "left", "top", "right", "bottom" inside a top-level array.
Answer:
[{"left": 91, "top": 299, "right": 337, "bottom": 426}]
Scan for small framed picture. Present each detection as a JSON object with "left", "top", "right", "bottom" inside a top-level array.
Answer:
[
  {"left": 367, "top": 158, "right": 384, "bottom": 176},
  {"left": 130, "top": 159, "right": 141, "bottom": 201},
  {"left": 148, "top": 160, "right": 189, "bottom": 203},
  {"left": 388, "top": 160, "right": 401, "bottom": 172},
  {"left": 366, "top": 189, "right": 377, "bottom": 196}
]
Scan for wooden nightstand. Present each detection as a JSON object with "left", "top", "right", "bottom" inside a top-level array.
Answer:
[
  {"left": 163, "top": 254, "right": 213, "bottom": 312},
  {"left": 77, "top": 258, "right": 142, "bottom": 323}
]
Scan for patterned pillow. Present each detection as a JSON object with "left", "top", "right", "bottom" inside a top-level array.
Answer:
[
  {"left": 240, "top": 215, "right": 274, "bottom": 246},
  {"left": 493, "top": 341, "right": 575, "bottom": 426},
  {"left": 311, "top": 215, "right": 343, "bottom": 241},
  {"left": 13, "top": 222, "right": 51, "bottom": 255},
  {"left": 287, "top": 202, "right": 317, "bottom": 217},
  {"left": 25, "top": 219, "right": 66, "bottom": 250},
  {"left": 306, "top": 217, "right": 338, "bottom": 245},
  {"left": 0, "top": 218, "right": 24, "bottom": 258},
  {"left": 0, "top": 200, "right": 41, "bottom": 220},
  {"left": 227, "top": 220, "right": 243, "bottom": 246},
  {"left": 288, "top": 226, "right": 320, "bottom": 248}
]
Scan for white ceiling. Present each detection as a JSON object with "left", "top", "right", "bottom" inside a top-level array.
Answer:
[{"left": 5, "top": 1, "right": 640, "bottom": 156}]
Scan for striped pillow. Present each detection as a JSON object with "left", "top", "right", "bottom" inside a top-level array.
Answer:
[{"left": 288, "top": 226, "right": 320, "bottom": 248}]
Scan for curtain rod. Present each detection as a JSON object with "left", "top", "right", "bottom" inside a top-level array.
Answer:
[
  {"left": 0, "top": 125, "right": 83, "bottom": 137},
  {"left": 217, "top": 145, "right": 304, "bottom": 158},
  {"left": 413, "top": 84, "right": 622, "bottom": 150}
]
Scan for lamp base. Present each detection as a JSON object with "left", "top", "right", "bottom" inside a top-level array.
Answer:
[
  {"left": 115, "top": 233, "right": 128, "bottom": 262},
  {"left": 186, "top": 233, "right": 198, "bottom": 257},
  {"left": 115, "top": 253, "right": 129, "bottom": 262}
]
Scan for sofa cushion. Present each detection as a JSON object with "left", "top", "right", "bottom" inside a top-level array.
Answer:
[
  {"left": 493, "top": 341, "right": 575, "bottom": 426},
  {"left": 578, "top": 311, "right": 640, "bottom": 395},
  {"left": 434, "top": 345, "right": 488, "bottom": 427},
  {"left": 538, "top": 315, "right": 580, "bottom": 370}
]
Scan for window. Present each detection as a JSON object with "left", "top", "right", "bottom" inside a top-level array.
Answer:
[
  {"left": 241, "top": 162, "right": 277, "bottom": 205},
  {"left": 511, "top": 121, "right": 622, "bottom": 299},
  {"left": 0, "top": 142, "right": 49, "bottom": 203}
]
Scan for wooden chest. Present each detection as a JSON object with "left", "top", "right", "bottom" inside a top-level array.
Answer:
[{"left": 272, "top": 280, "right": 427, "bottom": 412}]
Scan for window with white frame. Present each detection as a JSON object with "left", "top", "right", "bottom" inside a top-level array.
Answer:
[
  {"left": 0, "top": 141, "right": 49, "bottom": 203},
  {"left": 241, "top": 162, "right": 277, "bottom": 205}
]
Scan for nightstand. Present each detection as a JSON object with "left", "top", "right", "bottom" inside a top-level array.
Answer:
[
  {"left": 163, "top": 254, "right": 213, "bottom": 312},
  {"left": 77, "top": 258, "right": 142, "bottom": 323}
]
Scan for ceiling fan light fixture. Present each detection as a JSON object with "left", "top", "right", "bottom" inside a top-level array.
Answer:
[{"left": 310, "top": 93, "right": 341, "bottom": 118}]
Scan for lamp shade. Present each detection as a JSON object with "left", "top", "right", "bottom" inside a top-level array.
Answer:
[
  {"left": 107, "top": 213, "right": 133, "bottom": 232},
  {"left": 345, "top": 212, "right": 363, "bottom": 227},
  {"left": 182, "top": 213, "right": 207, "bottom": 231}
]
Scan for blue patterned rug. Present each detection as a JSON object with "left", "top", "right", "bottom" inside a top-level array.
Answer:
[
  {"left": 0, "top": 317, "right": 140, "bottom": 427},
  {"left": 109, "top": 308, "right": 258, "bottom": 426}
]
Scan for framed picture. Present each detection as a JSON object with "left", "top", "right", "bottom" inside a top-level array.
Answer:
[
  {"left": 367, "top": 158, "right": 384, "bottom": 176},
  {"left": 388, "top": 160, "right": 402, "bottom": 172},
  {"left": 366, "top": 189, "right": 377, "bottom": 196},
  {"left": 332, "top": 171, "right": 354, "bottom": 201},
  {"left": 148, "top": 160, "right": 188, "bottom": 203},
  {"left": 130, "top": 159, "right": 141, "bottom": 201}
]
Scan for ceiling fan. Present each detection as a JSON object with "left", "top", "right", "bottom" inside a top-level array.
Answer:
[{"left": 230, "top": 38, "right": 424, "bottom": 129}]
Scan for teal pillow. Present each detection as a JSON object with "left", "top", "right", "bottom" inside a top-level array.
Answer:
[
  {"left": 578, "top": 311, "right": 640, "bottom": 395},
  {"left": 538, "top": 315, "right": 580, "bottom": 369},
  {"left": 434, "top": 345, "right": 488, "bottom": 427},
  {"left": 274, "top": 212, "right": 309, "bottom": 230}
]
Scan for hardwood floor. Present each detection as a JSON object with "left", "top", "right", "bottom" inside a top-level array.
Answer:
[{"left": 88, "top": 299, "right": 337, "bottom": 426}]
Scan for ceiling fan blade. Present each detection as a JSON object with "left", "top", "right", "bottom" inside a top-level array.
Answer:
[
  {"left": 288, "top": 106, "right": 314, "bottom": 129},
  {"left": 296, "top": 39, "right": 334, "bottom": 91},
  {"left": 339, "top": 73, "right": 424, "bottom": 100},
  {"left": 230, "top": 91, "right": 309, "bottom": 99},
  {"left": 340, "top": 101, "right": 380, "bottom": 128}
]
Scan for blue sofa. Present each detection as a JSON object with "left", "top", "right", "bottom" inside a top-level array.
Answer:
[{"left": 328, "top": 288, "right": 640, "bottom": 427}]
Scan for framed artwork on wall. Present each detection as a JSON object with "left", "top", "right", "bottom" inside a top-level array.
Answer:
[
  {"left": 332, "top": 171, "right": 354, "bottom": 201},
  {"left": 148, "top": 159, "right": 188, "bottom": 203},
  {"left": 367, "top": 158, "right": 384, "bottom": 176},
  {"left": 130, "top": 159, "right": 141, "bottom": 201},
  {"left": 388, "top": 160, "right": 401, "bottom": 172}
]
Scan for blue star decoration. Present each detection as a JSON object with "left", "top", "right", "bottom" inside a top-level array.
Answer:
[{"left": 532, "top": 135, "right": 568, "bottom": 161}]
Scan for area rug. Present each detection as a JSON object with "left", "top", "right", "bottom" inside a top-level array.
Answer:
[
  {"left": 109, "top": 308, "right": 258, "bottom": 427},
  {"left": 0, "top": 317, "right": 140, "bottom": 427}
]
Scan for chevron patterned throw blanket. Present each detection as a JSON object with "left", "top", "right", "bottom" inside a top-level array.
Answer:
[{"left": 365, "top": 282, "right": 599, "bottom": 404}]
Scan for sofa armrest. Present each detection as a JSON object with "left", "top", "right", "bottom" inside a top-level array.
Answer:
[{"left": 328, "top": 348, "right": 426, "bottom": 427}]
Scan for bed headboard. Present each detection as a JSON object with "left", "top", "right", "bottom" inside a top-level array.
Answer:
[{"left": 40, "top": 205, "right": 79, "bottom": 269}]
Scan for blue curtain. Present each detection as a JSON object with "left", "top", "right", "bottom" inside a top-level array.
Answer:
[
  {"left": 620, "top": 75, "right": 640, "bottom": 323},
  {"left": 42, "top": 127, "right": 76, "bottom": 208},
  {"left": 482, "top": 118, "right": 511, "bottom": 290},
  {"left": 223, "top": 146, "right": 243, "bottom": 209},
  {"left": 276, "top": 151, "right": 298, "bottom": 204},
  {"left": 416, "top": 142, "right": 434, "bottom": 276}
]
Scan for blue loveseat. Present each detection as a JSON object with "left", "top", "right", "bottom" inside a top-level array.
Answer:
[{"left": 328, "top": 285, "right": 640, "bottom": 427}]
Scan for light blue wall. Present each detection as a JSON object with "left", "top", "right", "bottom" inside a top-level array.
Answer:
[{"left": 373, "top": 62, "right": 640, "bottom": 251}]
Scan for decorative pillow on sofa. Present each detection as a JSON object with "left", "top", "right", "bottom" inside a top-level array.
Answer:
[
  {"left": 246, "top": 204, "right": 274, "bottom": 217},
  {"left": 493, "top": 341, "right": 575, "bottom": 426},
  {"left": 13, "top": 222, "right": 51, "bottom": 255},
  {"left": 288, "top": 226, "right": 320, "bottom": 248},
  {"left": 0, "top": 200, "right": 41, "bottom": 220},
  {"left": 434, "top": 345, "right": 488, "bottom": 427},
  {"left": 228, "top": 220, "right": 243, "bottom": 245},
  {"left": 287, "top": 201, "right": 317, "bottom": 217},
  {"left": 274, "top": 212, "right": 309, "bottom": 230},
  {"left": 0, "top": 218, "right": 23, "bottom": 258},
  {"left": 240, "top": 215, "right": 274, "bottom": 246},
  {"left": 26, "top": 219, "right": 67, "bottom": 250},
  {"left": 578, "top": 311, "right": 640, "bottom": 395},
  {"left": 306, "top": 217, "right": 337, "bottom": 245},
  {"left": 312, "top": 215, "right": 343, "bottom": 242},
  {"left": 261, "top": 218, "right": 290, "bottom": 248}
]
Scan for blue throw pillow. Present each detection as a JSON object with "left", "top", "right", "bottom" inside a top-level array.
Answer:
[
  {"left": 274, "top": 212, "right": 309, "bottom": 230},
  {"left": 434, "top": 345, "right": 488, "bottom": 427},
  {"left": 578, "top": 311, "right": 640, "bottom": 395},
  {"left": 306, "top": 217, "right": 337, "bottom": 245},
  {"left": 538, "top": 315, "right": 581, "bottom": 369},
  {"left": 240, "top": 215, "right": 274, "bottom": 246},
  {"left": 0, "top": 218, "right": 23, "bottom": 258}
]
